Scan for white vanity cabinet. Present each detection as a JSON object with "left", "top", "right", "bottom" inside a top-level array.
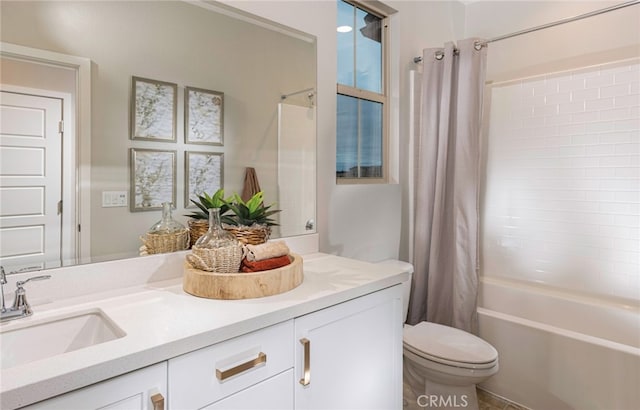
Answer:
[
  {"left": 294, "top": 285, "right": 403, "bottom": 409},
  {"left": 23, "top": 362, "right": 167, "bottom": 410}
]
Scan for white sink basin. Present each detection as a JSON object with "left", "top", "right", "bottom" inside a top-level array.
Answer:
[{"left": 0, "top": 309, "right": 126, "bottom": 369}]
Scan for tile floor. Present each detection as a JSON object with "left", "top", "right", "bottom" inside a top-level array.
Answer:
[{"left": 403, "top": 381, "right": 528, "bottom": 410}]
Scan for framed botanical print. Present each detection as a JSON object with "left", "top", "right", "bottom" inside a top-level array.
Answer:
[
  {"left": 185, "top": 151, "right": 224, "bottom": 208},
  {"left": 185, "top": 86, "right": 224, "bottom": 145},
  {"left": 131, "top": 76, "right": 177, "bottom": 142},
  {"left": 130, "top": 148, "right": 176, "bottom": 211}
]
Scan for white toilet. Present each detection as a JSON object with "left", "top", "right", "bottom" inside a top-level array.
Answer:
[{"left": 379, "top": 260, "right": 499, "bottom": 410}]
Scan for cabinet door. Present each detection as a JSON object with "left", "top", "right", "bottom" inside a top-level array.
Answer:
[
  {"left": 294, "top": 285, "right": 403, "bottom": 410},
  {"left": 23, "top": 362, "right": 167, "bottom": 410},
  {"left": 203, "top": 369, "right": 294, "bottom": 410}
]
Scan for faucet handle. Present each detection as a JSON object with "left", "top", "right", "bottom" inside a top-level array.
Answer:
[
  {"left": 11, "top": 275, "right": 51, "bottom": 314},
  {"left": 16, "top": 275, "right": 51, "bottom": 288}
]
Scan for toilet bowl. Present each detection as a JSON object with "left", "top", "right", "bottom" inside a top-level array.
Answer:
[
  {"left": 376, "top": 260, "right": 499, "bottom": 410},
  {"left": 403, "top": 321, "right": 499, "bottom": 410}
]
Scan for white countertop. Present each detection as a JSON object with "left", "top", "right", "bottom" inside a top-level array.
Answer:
[{"left": 0, "top": 253, "right": 410, "bottom": 409}]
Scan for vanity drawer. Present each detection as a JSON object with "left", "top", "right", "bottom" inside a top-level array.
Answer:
[{"left": 168, "top": 320, "right": 294, "bottom": 409}]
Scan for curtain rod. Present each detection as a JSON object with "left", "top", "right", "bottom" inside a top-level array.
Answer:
[{"left": 413, "top": 0, "right": 640, "bottom": 63}]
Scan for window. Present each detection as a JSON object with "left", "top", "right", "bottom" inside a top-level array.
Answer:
[{"left": 336, "top": 0, "right": 387, "bottom": 181}]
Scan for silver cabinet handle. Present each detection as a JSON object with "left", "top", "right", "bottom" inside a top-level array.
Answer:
[
  {"left": 299, "top": 338, "right": 311, "bottom": 386},
  {"left": 216, "top": 352, "right": 267, "bottom": 381}
]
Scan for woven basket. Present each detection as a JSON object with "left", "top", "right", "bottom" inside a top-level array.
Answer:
[
  {"left": 186, "top": 244, "right": 243, "bottom": 273},
  {"left": 188, "top": 219, "right": 209, "bottom": 247},
  {"left": 225, "top": 225, "right": 271, "bottom": 245},
  {"left": 141, "top": 229, "right": 190, "bottom": 255}
]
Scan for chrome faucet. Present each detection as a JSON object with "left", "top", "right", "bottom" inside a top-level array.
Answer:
[{"left": 1, "top": 266, "right": 51, "bottom": 322}]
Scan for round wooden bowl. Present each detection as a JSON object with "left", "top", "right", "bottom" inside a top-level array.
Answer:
[{"left": 183, "top": 254, "right": 303, "bottom": 300}]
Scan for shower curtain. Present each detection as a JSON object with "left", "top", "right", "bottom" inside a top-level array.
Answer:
[{"left": 407, "top": 38, "right": 487, "bottom": 333}]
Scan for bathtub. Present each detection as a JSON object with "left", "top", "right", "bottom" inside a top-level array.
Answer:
[{"left": 477, "top": 276, "right": 640, "bottom": 410}]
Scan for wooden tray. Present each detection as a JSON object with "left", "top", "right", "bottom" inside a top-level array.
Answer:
[{"left": 183, "top": 254, "right": 303, "bottom": 300}]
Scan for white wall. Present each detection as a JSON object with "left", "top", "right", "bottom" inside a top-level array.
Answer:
[{"left": 227, "top": 0, "right": 466, "bottom": 262}]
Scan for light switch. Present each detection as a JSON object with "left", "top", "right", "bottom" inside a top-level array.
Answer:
[{"left": 102, "top": 191, "right": 128, "bottom": 207}]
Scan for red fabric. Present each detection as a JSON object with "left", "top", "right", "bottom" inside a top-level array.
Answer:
[{"left": 241, "top": 254, "right": 291, "bottom": 273}]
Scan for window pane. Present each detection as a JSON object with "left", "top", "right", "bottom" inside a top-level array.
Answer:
[
  {"left": 337, "top": 94, "right": 358, "bottom": 177},
  {"left": 337, "top": 0, "right": 355, "bottom": 87},
  {"left": 355, "top": 8, "right": 382, "bottom": 93},
  {"left": 359, "top": 99, "right": 382, "bottom": 178}
]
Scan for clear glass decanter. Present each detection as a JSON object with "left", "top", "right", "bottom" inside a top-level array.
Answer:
[
  {"left": 147, "top": 202, "right": 186, "bottom": 234},
  {"left": 194, "top": 208, "right": 237, "bottom": 249}
]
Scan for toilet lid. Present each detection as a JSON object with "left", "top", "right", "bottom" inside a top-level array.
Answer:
[{"left": 403, "top": 322, "right": 498, "bottom": 367}]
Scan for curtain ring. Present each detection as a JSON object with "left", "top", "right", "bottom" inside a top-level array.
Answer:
[
  {"left": 474, "top": 41, "right": 484, "bottom": 51},
  {"left": 434, "top": 50, "right": 444, "bottom": 60}
]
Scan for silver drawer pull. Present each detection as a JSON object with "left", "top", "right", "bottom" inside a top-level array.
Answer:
[{"left": 216, "top": 352, "right": 267, "bottom": 381}]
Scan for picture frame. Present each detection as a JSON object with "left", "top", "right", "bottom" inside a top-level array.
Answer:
[
  {"left": 131, "top": 76, "right": 177, "bottom": 142},
  {"left": 185, "top": 151, "right": 224, "bottom": 208},
  {"left": 185, "top": 86, "right": 224, "bottom": 145},
  {"left": 130, "top": 148, "right": 177, "bottom": 211}
]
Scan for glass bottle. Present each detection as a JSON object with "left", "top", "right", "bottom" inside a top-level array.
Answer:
[
  {"left": 194, "top": 208, "right": 237, "bottom": 249},
  {"left": 147, "top": 202, "right": 186, "bottom": 234}
]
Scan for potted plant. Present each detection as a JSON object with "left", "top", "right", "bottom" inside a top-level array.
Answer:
[
  {"left": 223, "top": 191, "right": 281, "bottom": 245},
  {"left": 186, "top": 189, "right": 233, "bottom": 247}
]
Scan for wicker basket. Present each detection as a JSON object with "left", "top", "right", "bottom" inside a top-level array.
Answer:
[
  {"left": 225, "top": 225, "right": 271, "bottom": 245},
  {"left": 186, "top": 244, "right": 243, "bottom": 273},
  {"left": 141, "top": 229, "right": 190, "bottom": 255},
  {"left": 188, "top": 219, "right": 209, "bottom": 247}
]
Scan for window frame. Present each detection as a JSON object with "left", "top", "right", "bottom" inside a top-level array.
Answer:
[{"left": 336, "top": 0, "right": 389, "bottom": 184}]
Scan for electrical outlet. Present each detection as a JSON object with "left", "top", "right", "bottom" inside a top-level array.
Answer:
[{"left": 102, "top": 191, "right": 128, "bottom": 207}]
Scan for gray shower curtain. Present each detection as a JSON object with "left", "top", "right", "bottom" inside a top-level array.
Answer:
[{"left": 407, "top": 38, "right": 487, "bottom": 333}]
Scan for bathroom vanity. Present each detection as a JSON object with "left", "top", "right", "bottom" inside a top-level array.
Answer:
[{"left": 0, "top": 252, "right": 408, "bottom": 409}]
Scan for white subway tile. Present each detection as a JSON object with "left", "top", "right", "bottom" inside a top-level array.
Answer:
[
  {"left": 571, "top": 111, "right": 599, "bottom": 124},
  {"left": 601, "top": 84, "right": 631, "bottom": 99},
  {"left": 572, "top": 157, "right": 599, "bottom": 167},
  {"left": 615, "top": 191, "right": 640, "bottom": 203},
  {"left": 585, "top": 168, "right": 615, "bottom": 178},
  {"left": 614, "top": 94, "right": 640, "bottom": 108},
  {"left": 614, "top": 143, "right": 640, "bottom": 155},
  {"left": 557, "top": 124, "right": 586, "bottom": 136},
  {"left": 600, "top": 155, "right": 636, "bottom": 167},
  {"left": 585, "top": 97, "right": 614, "bottom": 111},
  {"left": 615, "top": 70, "right": 640, "bottom": 85},
  {"left": 615, "top": 119, "right": 640, "bottom": 132},
  {"left": 545, "top": 92, "right": 571, "bottom": 104},
  {"left": 523, "top": 116, "right": 546, "bottom": 128},
  {"left": 614, "top": 214, "right": 640, "bottom": 228},
  {"left": 571, "top": 134, "right": 599, "bottom": 145},
  {"left": 571, "top": 88, "right": 599, "bottom": 101},
  {"left": 631, "top": 82, "right": 639, "bottom": 94},
  {"left": 600, "top": 108, "right": 630, "bottom": 121},
  {"left": 586, "top": 144, "right": 616, "bottom": 156},
  {"left": 586, "top": 190, "right": 615, "bottom": 201},
  {"left": 559, "top": 100, "right": 585, "bottom": 114},
  {"left": 545, "top": 114, "right": 571, "bottom": 126},
  {"left": 558, "top": 146, "right": 586, "bottom": 157},
  {"left": 586, "top": 73, "right": 614, "bottom": 89},
  {"left": 600, "top": 202, "right": 638, "bottom": 215},
  {"left": 600, "top": 178, "right": 640, "bottom": 191},
  {"left": 615, "top": 167, "right": 640, "bottom": 178},
  {"left": 558, "top": 78, "right": 585, "bottom": 93},
  {"left": 586, "top": 120, "right": 616, "bottom": 134},
  {"left": 599, "top": 132, "right": 633, "bottom": 144}
]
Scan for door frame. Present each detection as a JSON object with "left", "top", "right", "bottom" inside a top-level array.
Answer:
[{"left": 1, "top": 42, "right": 92, "bottom": 264}]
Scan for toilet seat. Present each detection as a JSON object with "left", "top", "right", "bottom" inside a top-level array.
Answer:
[{"left": 403, "top": 322, "right": 498, "bottom": 370}]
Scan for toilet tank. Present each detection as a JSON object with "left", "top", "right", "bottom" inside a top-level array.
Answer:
[{"left": 375, "top": 259, "right": 414, "bottom": 323}]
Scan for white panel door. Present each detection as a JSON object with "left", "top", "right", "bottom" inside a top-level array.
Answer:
[
  {"left": 294, "top": 285, "right": 403, "bottom": 410},
  {"left": 0, "top": 90, "right": 63, "bottom": 271}
]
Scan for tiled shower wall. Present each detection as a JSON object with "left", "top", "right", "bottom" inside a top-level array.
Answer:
[{"left": 482, "top": 59, "right": 640, "bottom": 301}]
